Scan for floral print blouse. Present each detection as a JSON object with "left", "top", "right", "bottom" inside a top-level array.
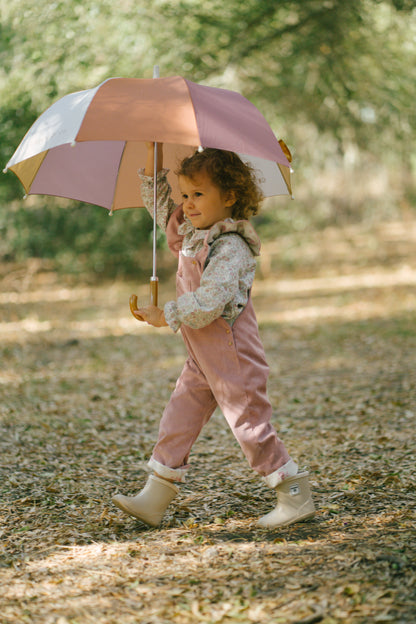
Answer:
[{"left": 138, "top": 168, "right": 261, "bottom": 332}]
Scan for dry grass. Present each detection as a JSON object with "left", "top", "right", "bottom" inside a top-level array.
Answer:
[{"left": 1, "top": 218, "right": 415, "bottom": 624}]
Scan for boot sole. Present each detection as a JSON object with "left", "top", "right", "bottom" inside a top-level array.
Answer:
[
  {"left": 257, "top": 509, "right": 316, "bottom": 529},
  {"left": 112, "top": 496, "right": 159, "bottom": 527},
  {"left": 279, "top": 509, "right": 316, "bottom": 528}
]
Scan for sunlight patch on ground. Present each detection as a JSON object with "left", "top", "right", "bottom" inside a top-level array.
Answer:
[
  {"left": 0, "top": 287, "right": 93, "bottom": 305},
  {"left": 0, "top": 314, "right": 170, "bottom": 339},
  {"left": 256, "top": 297, "right": 416, "bottom": 324},
  {"left": 254, "top": 264, "right": 416, "bottom": 295}
]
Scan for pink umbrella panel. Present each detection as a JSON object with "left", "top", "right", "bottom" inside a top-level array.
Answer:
[{"left": 5, "top": 76, "right": 293, "bottom": 213}]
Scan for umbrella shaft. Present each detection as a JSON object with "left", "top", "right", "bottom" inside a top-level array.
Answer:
[{"left": 152, "top": 142, "right": 158, "bottom": 278}]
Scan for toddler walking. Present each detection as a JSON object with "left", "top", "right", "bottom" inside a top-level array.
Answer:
[{"left": 112, "top": 143, "right": 315, "bottom": 529}]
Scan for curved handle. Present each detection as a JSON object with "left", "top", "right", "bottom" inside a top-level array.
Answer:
[
  {"left": 130, "top": 279, "right": 159, "bottom": 320},
  {"left": 129, "top": 294, "right": 144, "bottom": 320}
]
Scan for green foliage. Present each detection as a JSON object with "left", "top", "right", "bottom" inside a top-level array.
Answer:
[
  {"left": 145, "top": 0, "right": 416, "bottom": 155},
  {"left": 0, "top": 200, "right": 155, "bottom": 277},
  {"left": 0, "top": 0, "right": 157, "bottom": 275}
]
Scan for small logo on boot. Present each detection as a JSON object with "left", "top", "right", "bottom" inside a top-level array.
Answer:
[{"left": 289, "top": 483, "right": 300, "bottom": 496}]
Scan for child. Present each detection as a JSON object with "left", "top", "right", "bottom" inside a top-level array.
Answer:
[{"left": 112, "top": 143, "right": 315, "bottom": 529}]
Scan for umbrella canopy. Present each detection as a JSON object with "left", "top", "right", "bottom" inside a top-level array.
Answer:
[{"left": 4, "top": 76, "right": 292, "bottom": 212}]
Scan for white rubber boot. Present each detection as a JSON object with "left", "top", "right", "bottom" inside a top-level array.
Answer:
[
  {"left": 112, "top": 475, "right": 179, "bottom": 527},
  {"left": 257, "top": 472, "right": 315, "bottom": 528}
]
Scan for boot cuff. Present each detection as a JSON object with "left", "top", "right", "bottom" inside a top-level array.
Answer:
[
  {"left": 148, "top": 457, "right": 189, "bottom": 482},
  {"left": 263, "top": 458, "right": 299, "bottom": 488}
]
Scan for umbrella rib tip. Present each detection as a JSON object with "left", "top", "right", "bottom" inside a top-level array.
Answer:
[{"left": 3, "top": 167, "right": 8, "bottom": 174}]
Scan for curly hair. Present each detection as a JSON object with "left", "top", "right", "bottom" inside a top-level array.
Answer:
[{"left": 176, "top": 148, "right": 264, "bottom": 219}]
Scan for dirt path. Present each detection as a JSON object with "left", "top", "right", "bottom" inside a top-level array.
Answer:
[{"left": 1, "top": 219, "right": 415, "bottom": 623}]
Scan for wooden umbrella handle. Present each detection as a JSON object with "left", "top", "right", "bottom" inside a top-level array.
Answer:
[
  {"left": 150, "top": 277, "right": 158, "bottom": 307},
  {"left": 129, "top": 278, "right": 159, "bottom": 320},
  {"left": 129, "top": 294, "right": 144, "bottom": 320}
]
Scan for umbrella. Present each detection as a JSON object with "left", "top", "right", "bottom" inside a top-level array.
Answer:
[{"left": 4, "top": 68, "right": 293, "bottom": 306}]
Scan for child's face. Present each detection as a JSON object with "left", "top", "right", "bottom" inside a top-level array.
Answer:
[{"left": 178, "top": 171, "right": 235, "bottom": 230}]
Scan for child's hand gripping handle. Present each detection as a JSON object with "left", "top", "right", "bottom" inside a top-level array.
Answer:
[{"left": 129, "top": 277, "right": 159, "bottom": 321}]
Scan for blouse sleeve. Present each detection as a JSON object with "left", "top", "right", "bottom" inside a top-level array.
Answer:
[
  {"left": 164, "top": 234, "right": 255, "bottom": 332},
  {"left": 138, "top": 168, "right": 177, "bottom": 232}
]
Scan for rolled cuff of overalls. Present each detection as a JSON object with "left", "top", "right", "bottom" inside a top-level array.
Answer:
[
  {"left": 148, "top": 457, "right": 189, "bottom": 482},
  {"left": 262, "top": 458, "right": 299, "bottom": 488}
]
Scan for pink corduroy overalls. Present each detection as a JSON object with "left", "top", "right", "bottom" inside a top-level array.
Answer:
[{"left": 148, "top": 207, "right": 291, "bottom": 482}]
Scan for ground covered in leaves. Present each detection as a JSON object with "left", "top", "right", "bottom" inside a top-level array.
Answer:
[{"left": 1, "top": 218, "right": 415, "bottom": 624}]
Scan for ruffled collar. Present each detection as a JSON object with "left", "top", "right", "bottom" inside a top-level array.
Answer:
[
  {"left": 178, "top": 215, "right": 198, "bottom": 237},
  {"left": 178, "top": 216, "right": 261, "bottom": 256}
]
